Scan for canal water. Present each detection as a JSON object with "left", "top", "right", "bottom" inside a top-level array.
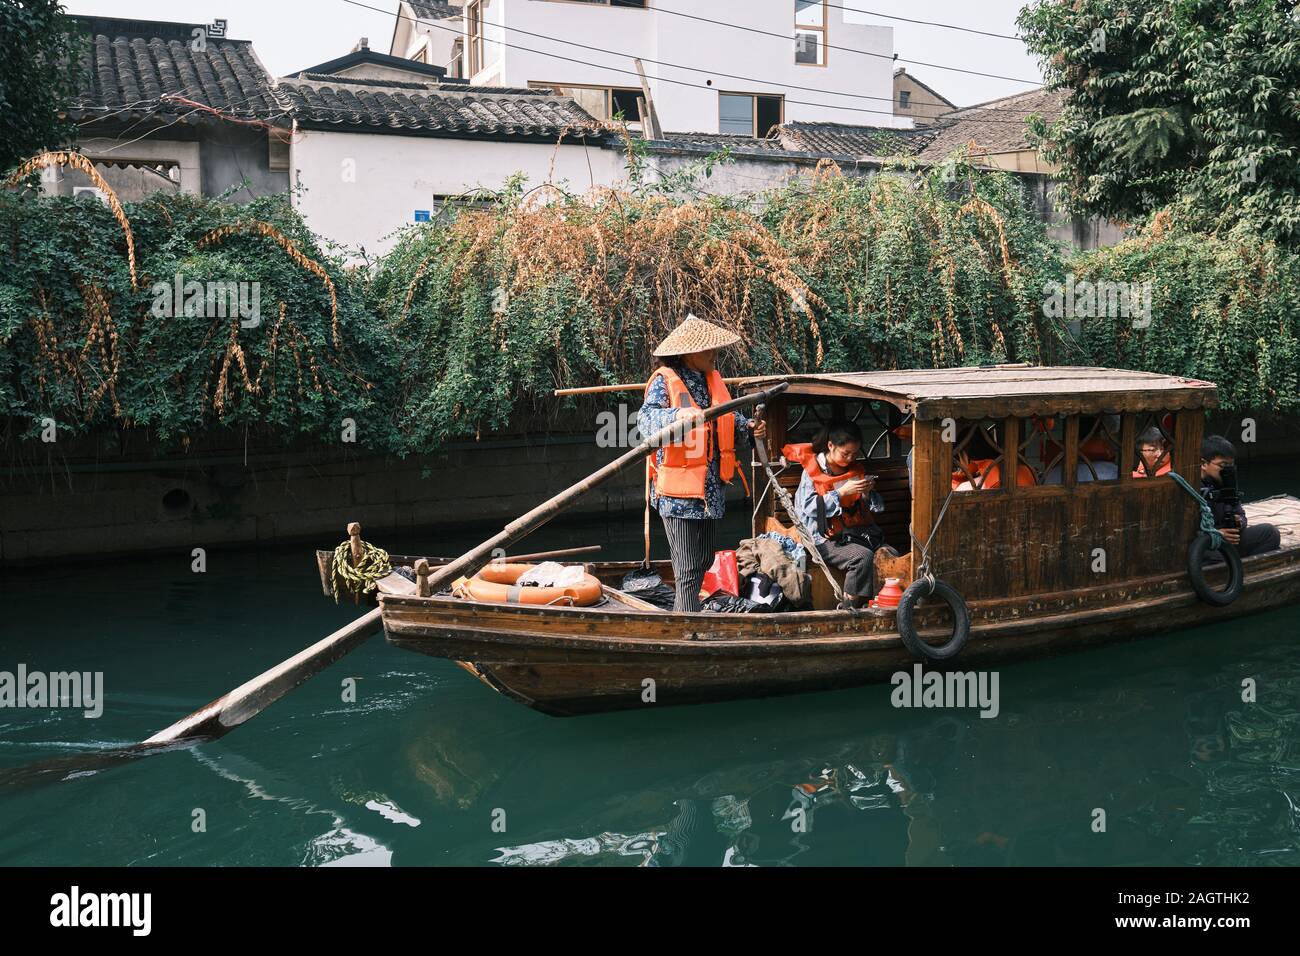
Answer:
[{"left": 1, "top": 465, "right": 1297, "bottom": 867}]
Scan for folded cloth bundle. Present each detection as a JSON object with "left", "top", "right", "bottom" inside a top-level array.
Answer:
[
  {"left": 736, "top": 537, "right": 810, "bottom": 607},
  {"left": 516, "top": 561, "right": 589, "bottom": 588},
  {"left": 756, "top": 531, "right": 807, "bottom": 568}
]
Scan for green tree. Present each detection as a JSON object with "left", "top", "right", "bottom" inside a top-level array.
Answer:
[
  {"left": 1018, "top": 0, "right": 1300, "bottom": 244},
  {"left": 0, "top": 0, "right": 82, "bottom": 172}
]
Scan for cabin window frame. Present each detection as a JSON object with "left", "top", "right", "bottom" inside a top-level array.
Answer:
[
  {"left": 1130, "top": 410, "right": 1179, "bottom": 482},
  {"left": 941, "top": 410, "right": 1187, "bottom": 499}
]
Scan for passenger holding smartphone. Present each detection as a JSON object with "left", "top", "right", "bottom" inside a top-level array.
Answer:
[
  {"left": 789, "top": 420, "right": 887, "bottom": 607},
  {"left": 1199, "top": 435, "right": 1280, "bottom": 557}
]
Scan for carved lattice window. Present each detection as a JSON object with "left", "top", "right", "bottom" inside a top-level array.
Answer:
[
  {"left": 785, "top": 400, "right": 905, "bottom": 457},
  {"left": 1077, "top": 414, "right": 1121, "bottom": 483},
  {"left": 952, "top": 420, "right": 1006, "bottom": 492},
  {"left": 1019, "top": 415, "right": 1065, "bottom": 485}
]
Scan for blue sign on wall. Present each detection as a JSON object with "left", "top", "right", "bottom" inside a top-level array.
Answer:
[{"left": 414, "top": 210, "right": 431, "bottom": 222}]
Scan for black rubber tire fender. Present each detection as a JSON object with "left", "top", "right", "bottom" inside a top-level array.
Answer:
[
  {"left": 1187, "top": 533, "right": 1244, "bottom": 607},
  {"left": 896, "top": 577, "right": 971, "bottom": 662}
]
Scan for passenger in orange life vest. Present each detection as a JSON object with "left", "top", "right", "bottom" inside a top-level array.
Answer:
[
  {"left": 636, "top": 315, "right": 765, "bottom": 612},
  {"left": 1133, "top": 426, "right": 1172, "bottom": 478},
  {"left": 952, "top": 451, "right": 1037, "bottom": 490},
  {"left": 788, "top": 419, "right": 885, "bottom": 607}
]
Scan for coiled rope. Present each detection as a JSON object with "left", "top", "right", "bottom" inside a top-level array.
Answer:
[{"left": 330, "top": 538, "right": 392, "bottom": 601}]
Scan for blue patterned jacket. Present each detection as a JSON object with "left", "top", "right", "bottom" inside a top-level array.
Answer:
[{"left": 637, "top": 363, "right": 752, "bottom": 520}]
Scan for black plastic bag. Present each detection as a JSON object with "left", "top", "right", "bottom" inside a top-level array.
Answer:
[{"left": 621, "top": 562, "right": 676, "bottom": 610}]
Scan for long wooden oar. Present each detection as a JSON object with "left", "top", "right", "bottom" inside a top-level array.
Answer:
[
  {"left": 555, "top": 377, "right": 752, "bottom": 396},
  {"left": 141, "top": 381, "right": 787, "bottom": 748}
]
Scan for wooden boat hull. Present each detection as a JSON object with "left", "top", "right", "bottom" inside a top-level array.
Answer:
[{"left": 381, "top": 504, "right": 1300, "bottom": 715}]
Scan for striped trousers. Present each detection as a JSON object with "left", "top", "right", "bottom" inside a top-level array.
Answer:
[{"left": 661, "top": 516, "right": 717, "bottom": 613}]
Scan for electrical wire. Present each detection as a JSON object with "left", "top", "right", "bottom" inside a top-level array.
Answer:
[
  {"left": 339, "top": 0, "right": 1045, "bottom": 125},
  {"left": 646, "top": 1, "right": 1038, "bottom": 84},
  {"left": 821, "top": 2, "right": 1022, "bottom": 42}
]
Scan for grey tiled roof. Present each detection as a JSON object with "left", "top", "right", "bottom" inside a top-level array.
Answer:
[
  {"left": 777, "top": 122, "right": 939, "bottom": 157},
  {"left": 290, "top": 74, "right": 533, "bottom": 96},
  {"left": 69, "top": 16, "right": 286, "bottom": 122},
  {"left": 918, "top": 88, "right": 1063, "bottom": 163},
  {"left": 661, "top": 131, "right": 789, "bottom": 151},
  {"left": 280, "top": 77, "right": 607, "bottom": 139},
  {"left": 408, "top": 1, "right": 460, "bottom": 19},
  {"left": 654, "top": 122, "right": 937, "bottom": 159}
]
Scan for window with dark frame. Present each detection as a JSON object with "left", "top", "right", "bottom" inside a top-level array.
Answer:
[
  {"left": 783, "top": 401, "right": 908, "bottom": 461},
  {"left": 610, "top": 87, "right": 642, "bottom": 122},
  {"left": 467, "top": 0, "right": 484, "bottom": 75},
  {"left": 795, "top": 0, "right": 827, "bottom": 65},
  {"left": 719, "top": 93, "right": 784, "bottom": 136},
  {"left": 430, "top": 193, "right": 494, "bottom": 222},
  {"left": 450, "top": 38, "right": 464, "bottom": 78},
  {"left": 530, "top": 82, "right": 644, "bottom": 123},
  {"left": 899, "top": 90, "right": 910, "bottom": 108}
]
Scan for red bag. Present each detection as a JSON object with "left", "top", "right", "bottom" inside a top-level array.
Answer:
[{"left": 698, "top": 550, "right": 740, "bottom": 600}]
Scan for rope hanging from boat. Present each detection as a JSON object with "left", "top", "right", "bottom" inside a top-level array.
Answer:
[
  {"left": 1168, "top": 472, "right": 1223, "bottom": 549},
  {"left": 330, "top": 538, "right": 392, "bottom": 601},
  {"left": 911, "top": 485, "right": 957, "bottom": 594}
]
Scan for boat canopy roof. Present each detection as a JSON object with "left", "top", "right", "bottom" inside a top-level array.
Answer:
[{"left": 734, "top": 365, "right": 1218, "bottom": 421}]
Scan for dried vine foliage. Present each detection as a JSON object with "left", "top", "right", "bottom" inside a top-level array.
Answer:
[
  {"left": 5, "top": 147, "right": 1295, "bottom": 456},
  {"left": 5, "top": 150, "right": 139, "bottom": 289},
  {"left": 0, "top": 169, "right": 383, "bottom": 446},
  {"left": 372, "top": 158, "right": 1063, "bottom": 449},
  {"left": 198, "top": 220, "right": 341, "bottom": 347}
]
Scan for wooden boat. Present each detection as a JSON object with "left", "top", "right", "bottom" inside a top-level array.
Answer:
[{"left": 330, "top": 367, "right": 1300, "bottom": 716}]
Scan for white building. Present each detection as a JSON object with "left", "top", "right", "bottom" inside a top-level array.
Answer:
[
  {"left": 390, "top": 2, "right": 467, "bottom": 77},
  {"left": 280, "top": 71, "right": 624, "bottom": 259},
  {"left": 391, "top": 1, "right": 906, "bottom": 136}
]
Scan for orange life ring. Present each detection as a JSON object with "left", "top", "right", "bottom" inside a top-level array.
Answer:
[{"left": 463, "top": 563, "right": 604, "bottom": 607}]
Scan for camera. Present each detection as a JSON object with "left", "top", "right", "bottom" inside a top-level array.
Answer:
[{"left": 1205, "top": 464, "right": 1241, "bottom": 529}]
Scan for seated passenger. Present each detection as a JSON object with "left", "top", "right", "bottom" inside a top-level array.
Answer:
[
  {"left": 1133, "top": 426, "right": 1172, "bottom": 478},
  {"left": 785, "top": 420, "right": 884, "bottom": 607},
  {"left": 953, "top": 450, "right": 1036, "bottom": 490},
  {"left": 1200, "top": 435, "right": 1281, "bottom": 557}
]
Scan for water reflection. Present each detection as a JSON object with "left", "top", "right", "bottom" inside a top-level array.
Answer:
[
  {"left": 398, "top": 609, "right": 1300, "bottom": 867},
  {"left": 1, "top": 481, "right": 1297, "bottom": 867}
]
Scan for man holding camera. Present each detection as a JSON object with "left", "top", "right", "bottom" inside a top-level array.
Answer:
[{"left": 1200, "top": 435, "right": 1281, "bottom": 557}]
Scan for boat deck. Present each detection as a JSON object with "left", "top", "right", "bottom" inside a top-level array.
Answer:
[
  {"left": 373, "top": 495, "right": 1300, "bottom": 614},
  {"left": 1244, "top": 495, "right": 1300, "bottom": 545}
]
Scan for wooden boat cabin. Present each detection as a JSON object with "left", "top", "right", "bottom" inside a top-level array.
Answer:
[
  {"left": 332, "top": 365, "right": 1300, "bottom": 716},
  {"left": 740, "top": 365, "right": 1220, "bottom": 607}
]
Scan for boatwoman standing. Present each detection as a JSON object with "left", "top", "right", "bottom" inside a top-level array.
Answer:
[{"left": 637, "top": 315, "right": 765, "bottom": 612}]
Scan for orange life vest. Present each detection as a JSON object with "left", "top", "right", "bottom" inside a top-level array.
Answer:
[
  {"left": 952, "top": 458, "right": 1037, "bottom": 490},
  {"left": 1132, "top": 459, "right": 1172, "bottom": 479},
  {"left": 646, "top": 365, "right": 737, "bottom": 500},
  {"left": 783, "top": 442, "right": 872, "bottom": 537}
]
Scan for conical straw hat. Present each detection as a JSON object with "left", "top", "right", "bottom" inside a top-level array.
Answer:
[{"left": 652, "top": 314, "right": 742, "bottom": 357}]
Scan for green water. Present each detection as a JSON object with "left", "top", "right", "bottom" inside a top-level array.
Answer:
[{"left": 1, "top": 467, "right": 1298, "bottom": 867}]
